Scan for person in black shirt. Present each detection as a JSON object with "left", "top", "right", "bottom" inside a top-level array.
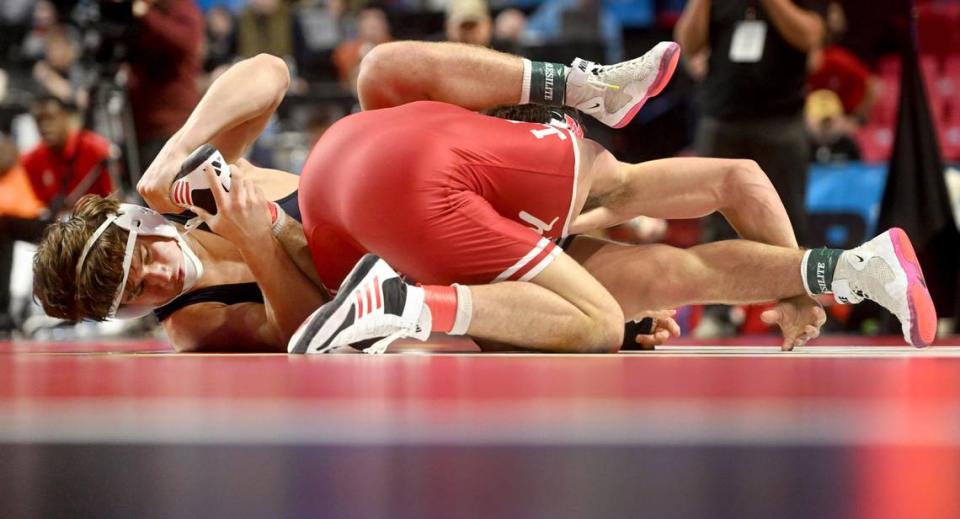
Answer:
[
  {"left": 677, "top": 0, "right": 827, "bottom": 245},
  {"left": 676, "top": 0, "right": 827, "bottom": 336}
]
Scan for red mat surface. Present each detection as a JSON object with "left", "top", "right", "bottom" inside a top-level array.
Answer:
[{"left": 4, "top": 337, "right": 960, "bottom": 519}]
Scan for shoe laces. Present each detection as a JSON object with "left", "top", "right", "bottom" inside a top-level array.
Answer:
[
  {"left": 364, "top": 322, "right": 423, "bottom": 355},
  {"left": 585, "top": 67, "right": 621, "bottom": 92},
  {"left": 575, "top": 59, "right": 621, "bottom": 92}
]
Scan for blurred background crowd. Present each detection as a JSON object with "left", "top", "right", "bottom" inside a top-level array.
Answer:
[{"left": 0, "top": 0, "right": 958, "bottom": 342}]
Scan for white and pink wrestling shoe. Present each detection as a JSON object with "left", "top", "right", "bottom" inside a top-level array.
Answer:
[
  {"left": 832, "top": 228, "right": 937, "bottom": 347},
  {"left": 288, "top": 254, "right": 429, "bottom": 354},
  {"left": 566, "top": 41, "right": 681, "bottom": 129}
]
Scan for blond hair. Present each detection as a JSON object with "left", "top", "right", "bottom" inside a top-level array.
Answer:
[{"left": 32, "top": 195, "right": 130, "bottom": 321}]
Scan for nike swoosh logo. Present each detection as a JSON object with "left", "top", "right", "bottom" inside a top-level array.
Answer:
[{"left": 587, "top": 102, "right": 601, "bottom": 110}]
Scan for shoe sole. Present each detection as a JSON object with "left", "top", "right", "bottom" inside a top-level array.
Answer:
[
  {"left": 288, "top": 253, "right": 381, "bottom": 354},
  {"left": 888, "top": 227, "right": 937, "bottom": 347},
  {"left": 612, "top": 42, "right": 681, "bottom": 129}
]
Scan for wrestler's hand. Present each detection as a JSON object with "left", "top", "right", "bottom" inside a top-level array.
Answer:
[
  {"left": 138, "top": 142, "right": 189, "bottom": 214},
  {"left": 761, "top": 295, "right": 827, "bottom": 351},
  {"left": 630, "top": 309, "right": 682, "bottom": 350},
  {"left": 189, "top": 163, "right": 273, "bottom": 246}
]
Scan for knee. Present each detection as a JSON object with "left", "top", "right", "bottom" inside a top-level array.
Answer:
[
  {"left": 357, "top": 42, "right": 401, "bottom": 106},
  {"left": 357, "top": 42, "right": 418, "bottom": 107},
  {"left": 578, "top": 300, "right": 624, "bottom": 353},
  {"left": 358, "top": 42, "right": 401, "bottom": 79}
]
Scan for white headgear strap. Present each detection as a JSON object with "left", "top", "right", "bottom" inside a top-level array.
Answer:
[{"left": 74, "top": 204, "right": 202, "bottom": 319}]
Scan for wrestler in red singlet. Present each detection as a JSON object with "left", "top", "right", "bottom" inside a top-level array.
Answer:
[{"left": 299, "top": 101, "right": 580, "bottom": 289}]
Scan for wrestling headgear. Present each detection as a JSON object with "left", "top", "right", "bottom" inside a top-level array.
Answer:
[{"left": 75, "top": 204, "right": 204, "bottom": 319}]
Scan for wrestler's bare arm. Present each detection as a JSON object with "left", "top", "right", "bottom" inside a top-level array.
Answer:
[
  {"left": 160, "top": 220, "right": 328, "bottom": 353},
  {"left": 233, "top": 229, "right": 329, "bottom": 346},
  {"left": 179, "top": 166, "right": 328, "bottom": 351},
  {"left": 273, "top": 217, "right": 329, "bottom": 292},
  {"left": 164, "top": 302, "right": 284, "bottom": 352},
  {"left": 138, "top": 54, "right": 290, "bottom": 214},
  {"left": 571, "top": 155, "right": 799, "bottom": 249}
]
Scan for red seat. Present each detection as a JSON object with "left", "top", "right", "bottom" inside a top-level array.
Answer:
[
  {"left": 869, "top": 76, "right": 900, "bottom": 126},
  {"left": 917, "top": 4, "right": 960, "bottom": 61},
  {"left": 877, "top": 55, "right": 901, "bottom": 79},
  {"left": 856, "top": 125, "right": 895, "bottom": 162},
  {"left": 941, "top": 123, "right": 960, "bottom": 161}
]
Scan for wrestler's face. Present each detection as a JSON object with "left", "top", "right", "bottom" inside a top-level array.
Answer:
[{"left": 120, "top": 235, "right": 185, "bottom": 307}]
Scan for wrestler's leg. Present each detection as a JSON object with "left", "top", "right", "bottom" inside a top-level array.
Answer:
[
  {"left": 564, "top": 235, "right": 806, "bottom": 321},
  {"left": 461, "top": 252, "right": 625, "bottom": 353},
  {"left": 358, "top": 42, "right": 523, "bottom": 111},
  {"left": 291, "top": 249, "right": 626, "bottom": 354},
  {"left": 356, "top": 40, "right": 681, "bottom": 128}
]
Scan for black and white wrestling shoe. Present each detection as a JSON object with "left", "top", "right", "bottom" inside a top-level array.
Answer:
[{"left": 288, "top": 254, "right": 429, "bottom": 354}]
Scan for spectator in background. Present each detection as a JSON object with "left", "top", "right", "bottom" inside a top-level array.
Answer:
[
  {"left": 20, "top": 0, "right": 59, "bottom": 64},
  {"left": 492, "top": 8, "right": 528, "bottom": 55},
  {"left": 238, "top": 0, "right": 294, "bottom": 60},
  {"left": 525, "top": 0, "right": 624, "bottom": 63},
  {"left": 0, "top": 133, "right": 46, "bottom": 336},
  {"left": 675, "top": 0, "right": 826, "bottom": 336},
  {"left": 127, "top": 0, "right": 204, "bottom": 175},
  {"left": 807, "top": 2, "right": 876, "bottom": 122},
  {"left": 333, "top": 7, "right": 391, "bottom": 91},
  {"left": 32, "top": 26, "right": 86, "bottom": 109},
  {"left": 806, "top": 89, "right": 861, "bottom": 163},
  {"left": 0, "top": 0, "right": 34, "bottom": 27},
  {"left": 294, "top": 0, "right": 346, "bottom": 82},
  {"left": 203, "top": 6, "right": 238, "bottom": 73},
  {"left": 0, "top": 135, "right": 42, "bottom": 219},
  {"left": 20, "top": 95, "right": 114, "bottom": 215},
  {"left": 446, "top": 0, "right": 493, "bottom": 47}
]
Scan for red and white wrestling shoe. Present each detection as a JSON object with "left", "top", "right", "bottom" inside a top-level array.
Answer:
[
  {"left": 288, "top": 254, "right": 429, "bottom": 354},
  {"left": 832, "top": 228, "right": 937, "bottom": 347},
  {"left": 566, "top": 41, "right": 681, "bottom": 129}
]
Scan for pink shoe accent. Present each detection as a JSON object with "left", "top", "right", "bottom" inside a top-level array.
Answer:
[
  {"left": 890, "top": 227, "right": 938, "bottom": 347},
  {"left": 613, "top": 43, "right": 681, "bottom": 129}
]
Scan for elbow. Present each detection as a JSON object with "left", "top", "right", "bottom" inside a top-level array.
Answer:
[
  {"left": 171, "top": 336, "right": 202, "bottom": 353},
  {"left": 356, "top": 42, "right": 408, "bottom": 108},
  {"left": 357, "top": 42, "right": 402, "bottom": 83}
]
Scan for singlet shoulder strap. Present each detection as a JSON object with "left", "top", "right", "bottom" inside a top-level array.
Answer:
[{"left": 153, "top": 282, "right": 264, "bottom": 322}]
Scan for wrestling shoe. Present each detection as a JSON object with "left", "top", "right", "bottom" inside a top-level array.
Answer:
[
  {"left": 566, "top": 41, "right": 681, "bottom": 129},
  {"left": 288, "top": 254, "right": 429, "bottom": 354},
  {"left": 830, "top": 228, "right": 937, "bottom": 347}
]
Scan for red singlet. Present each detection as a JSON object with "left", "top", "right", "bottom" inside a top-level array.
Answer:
[{"left": 299, "top": 101, "right": 580, "bottom": 289}]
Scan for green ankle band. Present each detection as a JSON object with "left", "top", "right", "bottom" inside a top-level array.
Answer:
[
  {"left": 804, "top": 248, "right": 844, "bottom": 295},
  {"left": 529, "top": 61, "right": 567, "bottom": 105}
]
